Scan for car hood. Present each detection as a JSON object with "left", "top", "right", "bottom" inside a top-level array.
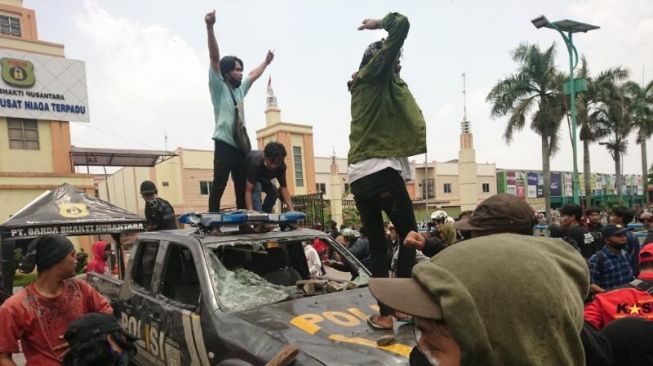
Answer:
[{"left": 226, "top": 288, "right": 415, "bottom": 365}]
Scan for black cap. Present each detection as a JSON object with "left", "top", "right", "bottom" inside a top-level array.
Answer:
[
  {"left": 64, "top": 313, "right": 137, "bottom": 344},
  {"left": 601, "top": 224, "right": 632, "bottom": 237},
  {"left": 140, "top": 180, "right": 157, "bottom": 194}
]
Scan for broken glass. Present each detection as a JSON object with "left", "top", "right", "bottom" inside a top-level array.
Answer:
[{"left": 207, "top": 251, "right": 296, "bottom": 312}]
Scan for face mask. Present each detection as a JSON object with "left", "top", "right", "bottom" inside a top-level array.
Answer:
[
  {"left": 410, "top": 346, "right": 440, "bottom": 366},
  {"left": 227, "top": 74, "right": 241, "bottom": 88},
  {"left": 610, "top": 243, "right": 627, "bottom": 251}
]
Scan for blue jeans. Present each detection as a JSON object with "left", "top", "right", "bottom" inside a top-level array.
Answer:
[{"left": 252, "top": 180, "right": 278, "bottom": 213}]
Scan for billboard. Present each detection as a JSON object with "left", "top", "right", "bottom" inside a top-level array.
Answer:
[
  {"left": 563, "top": 172, "right": 573, "bottom": 197},
  {"left": 0, "top": 49, "right": 89, "bottom": 122}
]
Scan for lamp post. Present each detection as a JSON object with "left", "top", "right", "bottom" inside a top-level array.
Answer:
[{"left": 531, "top": 15, "right": 599, "bottom": 206}]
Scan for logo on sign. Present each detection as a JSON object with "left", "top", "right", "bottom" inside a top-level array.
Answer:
[
  {"left": 58, "top": 203, "right": 89, "bottom": 218},
  {"left": 1, "top": 58, "right": 35, "bottom": 87}
]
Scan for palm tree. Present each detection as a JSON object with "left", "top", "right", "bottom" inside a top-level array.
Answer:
[
  {"left": 591, "top": 76, "right": 633, "bottom": 196},
  {"left": 623, "top": 80, "right": 653, "bottom": 204},
  {"left": 487, "top": 43, "right": 565, "bottom": 218},
  {"left": 576, "top": 58, "right": 628, "bottom": 207}
]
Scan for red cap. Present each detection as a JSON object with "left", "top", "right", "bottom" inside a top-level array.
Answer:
[{"left": 639, "top": 245, "right": 653, "bottom": 265}]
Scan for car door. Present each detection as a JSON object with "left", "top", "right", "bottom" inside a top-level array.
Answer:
[
  {"left": 118, "top": 239, "right": 170, "bottom": 366},
  {"left": 156, "top": 241, "right": 210, "bottom": 366}
]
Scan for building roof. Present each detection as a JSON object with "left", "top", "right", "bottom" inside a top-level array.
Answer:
[{"left": 70, "top": 146, "right": 177, "bottom": 167}]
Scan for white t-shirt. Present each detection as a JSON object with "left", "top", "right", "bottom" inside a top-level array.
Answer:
[
  {"left": 303, "top": 245, "right": 322, "bottom": 278},
  {"left": 347, "top": 157, "right": 412, "bottom": 185}
]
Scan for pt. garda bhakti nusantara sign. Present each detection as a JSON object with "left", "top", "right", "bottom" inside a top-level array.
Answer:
[{"left": 0, "top": 49, "right": 90, "bottom": 122}]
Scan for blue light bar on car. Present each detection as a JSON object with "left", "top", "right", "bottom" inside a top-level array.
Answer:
[{"left": 178, "top": 210, "right": 306, "bottom": 227}]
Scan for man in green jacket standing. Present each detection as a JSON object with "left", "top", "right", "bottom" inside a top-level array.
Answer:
[{"left": 347, "top": 12, "right": 427, "bottom": 330}]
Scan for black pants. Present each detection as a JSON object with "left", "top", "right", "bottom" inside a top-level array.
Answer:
[
  {"left": 209, "top": 140, "right": 246, "bottom": 212},
  {"left": 351, "top": 168, "right": 417, "bottom": 316}
]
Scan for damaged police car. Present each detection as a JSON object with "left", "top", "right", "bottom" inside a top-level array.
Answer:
[{"left": 87, "top": 212, "right": 415, "bottom": 366}]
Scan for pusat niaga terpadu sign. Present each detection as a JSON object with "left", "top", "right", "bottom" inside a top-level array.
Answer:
[{"left": 0, "top": 49, "right": 90, "bottom": 122}]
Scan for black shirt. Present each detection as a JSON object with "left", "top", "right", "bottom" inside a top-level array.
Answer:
[
  {"left": 246, "top": 150, "right": 287, "bottom": 187},
  {"left": 567, "top": 225, "right": 599, "bottom": 258},
  {"left": 144, "top": 197, "right": 177, "bottom": 231}
]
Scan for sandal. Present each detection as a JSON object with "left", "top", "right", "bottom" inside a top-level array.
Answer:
[{"left": 367, "top": 315, "right": 393, "bottom": 330}]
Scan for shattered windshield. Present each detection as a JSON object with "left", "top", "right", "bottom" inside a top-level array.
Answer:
[{"left": 206, "top": 236, "right": 369, "bottom": 312}]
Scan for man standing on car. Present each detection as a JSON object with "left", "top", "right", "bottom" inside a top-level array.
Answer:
[
  {"left": 140, "top": 180, "right": 177, "bottom": 231},
  {"left": 244, "top": 142, "right": 294, "bottom": 213},
  {"left": 0, "top": 235, "right": 112, "bottom": 365},
  {"left": 347, "top": 12, "right": 426, "bottom": 330},
  {"left": 205, "top": 10, "right": 274, "bottom": 212}
]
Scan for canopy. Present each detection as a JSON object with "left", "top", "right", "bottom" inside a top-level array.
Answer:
[{"left": 0, "top": 183, "right": 145, "bottom": 240}]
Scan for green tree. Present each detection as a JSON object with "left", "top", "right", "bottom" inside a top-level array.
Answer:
[
  {"left": 592, "top": 76, "right": 633, "bottom": 196},
  {"left": 487, "top": 43, "right": 565, "bottom": 219},
  {"left": 623, "top": 79, "right": 653, "bottom": 203},
  {"left": 575, "top": 58, "right": 628, "bottom": 207}
]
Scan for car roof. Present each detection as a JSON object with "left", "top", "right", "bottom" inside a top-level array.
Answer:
[{"left": 137, "top": 227, "right": 329, "bottom": 247}]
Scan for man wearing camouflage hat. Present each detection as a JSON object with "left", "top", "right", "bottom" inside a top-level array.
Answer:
[{"left": 370, "top": 232, "right": 590, "bottom": 365}]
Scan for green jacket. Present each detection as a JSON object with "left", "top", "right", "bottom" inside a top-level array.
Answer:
[{"left": 347, "top": 12, "right": 427, "bottom": 165}]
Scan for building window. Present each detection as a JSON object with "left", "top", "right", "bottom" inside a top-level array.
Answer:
[
  {"left": 199, "top": 181, "right": 213, "bottom": 195},
  {"left": 443, "top": 183, "right": 452, "bottom": 194},
  {"left": 292, "top": 146, "right": 304, "bottom": 187},
  {"left": 0, "top": 15, "right": 21, "bottom": 37},
  {"left": 162, "top": 181, "right": 169, "bottom": 187},
  {"left": 421, "top": 179, "right": 435, "bottom": 199},
  {"left": 344, "top": 183, "right": 350, "bottom": 193},
  {"left": 316, "top": 183, "right": 326, "bottom": 194},
  {"left": 482, "top": 183, "right": 490, "bottom": 193},
  {"left": 8, "top": 118, "right": 39, "bottom": 150}
]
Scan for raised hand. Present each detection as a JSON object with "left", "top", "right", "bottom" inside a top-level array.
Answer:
[
  {"left": 205, "top": 10, "right": 216, "bottom": 26},
  {"left": 403, "top": 230, "right": 426, "bottom": 251},
  {"left": 357, "top": 18, "right": 382, "bottom": 31},
  {"left": 265, "top": 50, "right": 274, "bottom": 65}
]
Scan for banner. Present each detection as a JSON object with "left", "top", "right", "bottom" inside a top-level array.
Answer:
[
  {"left": 564, "top": 172, "right": 573, "bottom": 197},
  {"left": 537, "top": 173, "right": 544, "bottom": 198},
  {"left": 516, "top": 171, "right": 526, "bottom": 199},
  {"left": 0, "top": 49, "right": 90, "bottom": 122},
  {"left": 527, "top": 172, "right": 538, "bottom": 198},
  {"left": 551, "top": 172, "right": 562, "bottom": 196},
  {"left": 507, "top": 171, "right": 517, "bottom": 195}
]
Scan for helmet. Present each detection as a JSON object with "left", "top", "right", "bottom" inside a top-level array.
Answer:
[
  {"left": 342, "top": 228, "right": 360, "bottom": 239},
  {"left": 431, "top": 210, "right": 447, "bottom": 222},
  {"left": 140, "top": 180, "right": 157, "bottom": 194}
]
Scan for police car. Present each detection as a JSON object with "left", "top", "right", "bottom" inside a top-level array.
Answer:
[{"left": 87, "top": 211, "right": 415, "bottom": 365}]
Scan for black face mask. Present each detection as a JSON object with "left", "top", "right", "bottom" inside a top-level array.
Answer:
[
  {"left": 226, "top": 73, "right": 241, "bottom": 88},
  {"left": 409, "top": 347, "right": 434, "bottom": 366},
  {"left": 610, "top": 243, "right": 627, "bottom": 251}
]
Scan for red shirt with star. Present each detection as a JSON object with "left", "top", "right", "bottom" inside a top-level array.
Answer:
[{"left": 584, "top": 272, "right": 653, "bottom": 329}]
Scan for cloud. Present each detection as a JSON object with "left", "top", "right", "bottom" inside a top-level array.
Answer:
[{"left": 70, "top": 1, "right": 211, "bottom": 150}]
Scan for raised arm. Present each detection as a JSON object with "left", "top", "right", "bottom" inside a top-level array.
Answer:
[
  {"left": 248, "top": 50, "right": 274, "bottom": 84},
  {"left": 356, "top": 12, "right": 409, "bottom": 81},
  {"left": 205, "top": 11, "right": 220, "bottom": 73}
]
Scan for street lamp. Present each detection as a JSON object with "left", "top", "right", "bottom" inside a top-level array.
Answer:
[{"left": 531, "top": 15, "right": 599, "bottom": 206}]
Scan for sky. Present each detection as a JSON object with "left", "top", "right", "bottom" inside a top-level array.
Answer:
[{"left": 23, "top": 0, "right": 653, "bottom": 175}]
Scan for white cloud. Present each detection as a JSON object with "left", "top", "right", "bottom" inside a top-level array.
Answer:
[{"left": 70, "top": 1, "right": 211, "bottom": 151}]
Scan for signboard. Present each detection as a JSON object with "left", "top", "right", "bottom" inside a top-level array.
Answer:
[{"left": 0, "top": 49, "right": 89, "bottom": 122}]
